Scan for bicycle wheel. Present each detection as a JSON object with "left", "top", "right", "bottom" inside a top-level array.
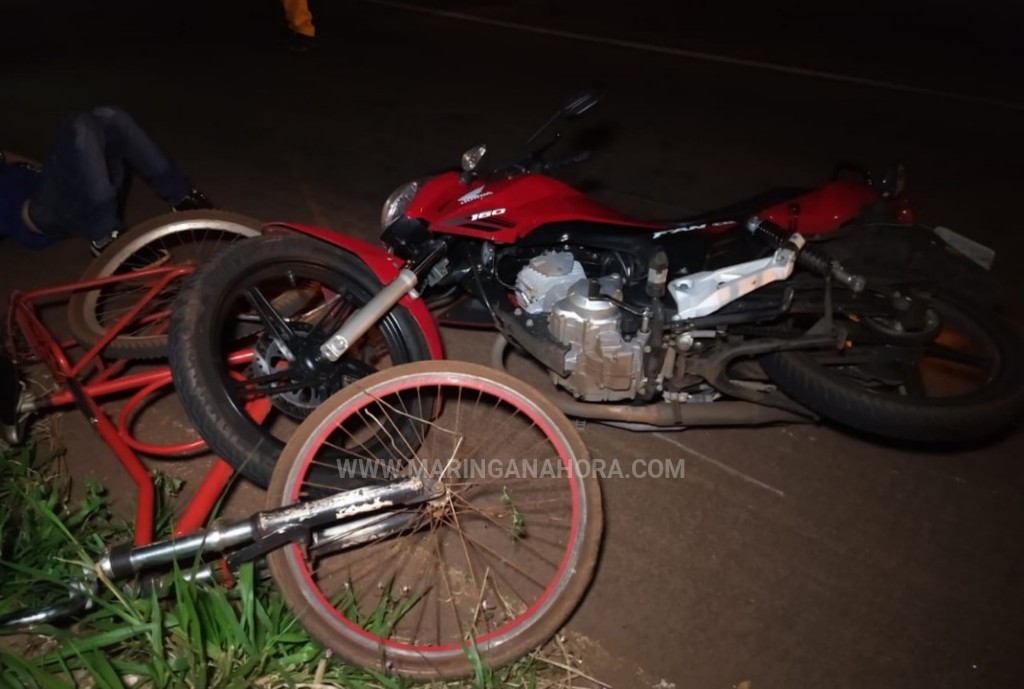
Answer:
[
  {"left": 67, "top": 210, "right": 262, "bottom": 359},
  {"left": 266, "top": 361, "right": 603, "bottom": 679}
]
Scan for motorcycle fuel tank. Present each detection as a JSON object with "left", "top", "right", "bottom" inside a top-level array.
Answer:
[{"left": 405, "top": 171, "right": 663, "bottom": 244}]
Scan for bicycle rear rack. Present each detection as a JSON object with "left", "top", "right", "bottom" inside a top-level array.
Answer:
[{"left": 4, "top": 266, "right": 256, "bottom": 545}]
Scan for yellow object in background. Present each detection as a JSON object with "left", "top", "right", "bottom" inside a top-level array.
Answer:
[{"left": 282, "top": 0, "right": 315, "bottom": 37}]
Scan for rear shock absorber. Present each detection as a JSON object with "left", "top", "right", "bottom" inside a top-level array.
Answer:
[{"left": 746, "top": 217, "right": 866, "bottom": 292}]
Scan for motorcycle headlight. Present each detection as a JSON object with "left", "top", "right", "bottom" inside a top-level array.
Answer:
[{"left": 380, "top": 180, "right": 420, "bottom": 231}]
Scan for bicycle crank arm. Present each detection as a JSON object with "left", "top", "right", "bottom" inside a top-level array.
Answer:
[{"left": 100, "top": 477, "right": 442, "bottom": 580}]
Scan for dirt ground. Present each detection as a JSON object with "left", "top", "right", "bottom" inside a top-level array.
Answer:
[{"left": 2, "top": 2, "right": 1023, "bottom": 687}]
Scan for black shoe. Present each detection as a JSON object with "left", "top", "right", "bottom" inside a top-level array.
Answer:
[
  {"left": 286, "top": 32, "right": 317, "bottom": 53},
  {"left": 172, "top": 188, "right": 214, "bottom": 212},
  {"left": 90, "top": 229, "right": 120, "bottom": 257}
]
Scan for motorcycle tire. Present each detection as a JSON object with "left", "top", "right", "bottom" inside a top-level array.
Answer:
[
  {"left": 760, "top": 293, "right": 1024, "bottom": 442},
  {"left": 169, "top": 234, "right": 431, "bottom": 487},
  {"left": 68, "top": 210, "right": 263, "bottom": 360},
  {"left": 266, "top": 360, "right": 603, "bottom": 679}
]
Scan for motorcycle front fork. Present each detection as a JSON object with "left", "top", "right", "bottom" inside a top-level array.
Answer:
[
  {"left": 320, "top": 268, "right": 420, "bottom": 361},
  {"left": 318, "top": 240, "right": 447, "bottom": 362}
]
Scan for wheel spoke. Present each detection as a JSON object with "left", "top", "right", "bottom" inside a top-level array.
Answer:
[
  {"left": 923, "top": 342, "right": 992, "bottom": 370},
  {"left": 234, "top": 369, "right": 315, "bottom": 399},
  {"left": 243, "top": 286, "right": 297, "bottom": 357},
  {"left": 898, "top": 361, "right": 928, "bottom": 397},
  {"left": 71, "top": 217, "right": 259, "bottom": 357},
  {"left": 306, "top": 294, "right": 355, "bottom": 338}
]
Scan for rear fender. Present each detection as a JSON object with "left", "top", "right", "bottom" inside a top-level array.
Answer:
[
  {"left": 758, "top": 180, "right": 881, "bottom": 235},
  {"left": 263, "top": 222, "right": 444, "bottom": 360}
]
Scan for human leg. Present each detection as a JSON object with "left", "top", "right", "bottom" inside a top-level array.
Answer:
[
  {"left": 89, "top": 106, "right": 193, "bottom": 206},
  {"left": 282, "top": 0, "right": 315, "bottom": 37},
  {"left": 28, "top": 111, "right": 121, "bottom": 242},
  {"left": 29, "top": 107, "right": 211, "bottom": 250}
]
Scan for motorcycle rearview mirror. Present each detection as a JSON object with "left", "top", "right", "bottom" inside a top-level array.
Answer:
[
  {"left": 559, "top": 87, "right": 603, "bottom": 119},
  {"left": 461, "top": 144, "right": 487, "bottom": 173},
  {"left": 527, "top": 87, "right": 604, "bottom": 144}
]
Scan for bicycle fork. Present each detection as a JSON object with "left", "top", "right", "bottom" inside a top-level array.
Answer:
[
  {"left": 102, "top": 476, "right": 442, "bottom": 580},
  {"left": 0, "top": 477, "right": 443, "bottom": 630}
]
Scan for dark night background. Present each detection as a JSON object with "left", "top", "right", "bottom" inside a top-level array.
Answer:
[
  {"left": 6, "top": 0, "right": 1024, "bottom": 96},
  {"left": 3, "top": 1, "right": 1023, "bottom": 688}
]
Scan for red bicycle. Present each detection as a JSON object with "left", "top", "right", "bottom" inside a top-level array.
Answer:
[{"left": 4, "top": 262, "right": 596, "bottom": 679}]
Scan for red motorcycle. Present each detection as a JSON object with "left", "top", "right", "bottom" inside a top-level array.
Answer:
[
  {"left": 162, "top": 90, "right": 1022, "bottom": 676},
  {"left": 169, "top": 89, "right": 1022, "bottom": 489}
]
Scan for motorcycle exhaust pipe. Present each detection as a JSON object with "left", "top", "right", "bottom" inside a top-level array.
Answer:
[
  {"left": 490, "top": 335, "right": 810, "bottom": 428},
  {"left": 552, "top": 397, "right": 809, "bottom": 427}
]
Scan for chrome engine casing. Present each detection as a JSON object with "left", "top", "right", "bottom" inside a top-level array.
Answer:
[
  {"left": 515, "top": 251, "right": 587, "bottom": 315},
  {"left": 548, "top": 276, "right": 646, "bottom": 401}
]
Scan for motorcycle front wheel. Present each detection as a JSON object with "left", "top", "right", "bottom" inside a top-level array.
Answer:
[
  {"left": 760, "top": 293, "right": 1024, "bottom": 442},
  {"left": 68, "top": 210, "right": 263, "bottom": 359},
  {"left": 266, "top": 361, "right": 603, "bottom": 679},
  {"left": 169, "top": 234, "right": 431, "bottom": 487}
]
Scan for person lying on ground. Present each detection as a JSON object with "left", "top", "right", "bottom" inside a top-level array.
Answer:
[{"left": 1, "top": 105, "right": 212, "bottom": 255}]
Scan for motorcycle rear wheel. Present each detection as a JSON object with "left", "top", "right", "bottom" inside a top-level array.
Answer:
[
  {"left": 266, "top": 361, "right": 603, "bottom": 679},
  {"left": 169, "top": 234, "right": 431, "bottom": 487},
  {"left": 760, "top": 294, "right": 1024, "bottom": 442}
]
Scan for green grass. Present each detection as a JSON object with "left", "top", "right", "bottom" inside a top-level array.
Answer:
[
  {"left": 0, "top": 442, "right": 592, "bottom": 689},
  {"left": 501, "top": 487, "right": 526, "bottom": 541},
  {"left": 0, "top": 441, "right": 127, "bottom": 619}
]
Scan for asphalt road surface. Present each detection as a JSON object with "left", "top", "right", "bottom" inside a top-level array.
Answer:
[{"left": 2, "top": 2, "right": 1023, "bottom": 687}]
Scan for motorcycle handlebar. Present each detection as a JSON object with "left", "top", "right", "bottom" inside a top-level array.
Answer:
[
  {"left": 492, "top": 149, "right": 591, "bottom": 178},
  {"left": 541, "top": 150, "right": 591, "bottom": 172}
]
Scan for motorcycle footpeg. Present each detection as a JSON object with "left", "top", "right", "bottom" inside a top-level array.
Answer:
[{"left": 747, "top": 216, "right": 866, "bottom": 292}]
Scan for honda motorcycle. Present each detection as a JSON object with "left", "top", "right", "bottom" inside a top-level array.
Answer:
[{"left": 169, "top": 89, "right": 1024, "bottom": 489}]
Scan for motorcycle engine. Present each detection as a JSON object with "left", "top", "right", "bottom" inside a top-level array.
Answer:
[
  {"left": 515, "top": 252, "right": 645, "bottom": 402},
  {"left": 515, "top": 251, "right": 587, "bottom": 314}
]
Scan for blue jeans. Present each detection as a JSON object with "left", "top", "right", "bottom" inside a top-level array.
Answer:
[{"left": 28, "top": 106, "right": 192, "bottom": 242}]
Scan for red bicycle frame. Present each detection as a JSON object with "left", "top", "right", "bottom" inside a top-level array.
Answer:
[{"left": 6, "top": 267, "right": 262, "bottom": 546}]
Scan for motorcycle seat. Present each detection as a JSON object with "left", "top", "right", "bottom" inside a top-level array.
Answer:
[{"left": 658, "top": 187, "right": 807, "bottom": 231}]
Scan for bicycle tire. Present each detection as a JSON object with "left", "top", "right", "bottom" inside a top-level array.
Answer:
[
  {"left": 68, "top": 210, "right": 263, "bottom": 359},
  {"left": 266, "top": 360, "right": 603, "bottom": 679}
]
